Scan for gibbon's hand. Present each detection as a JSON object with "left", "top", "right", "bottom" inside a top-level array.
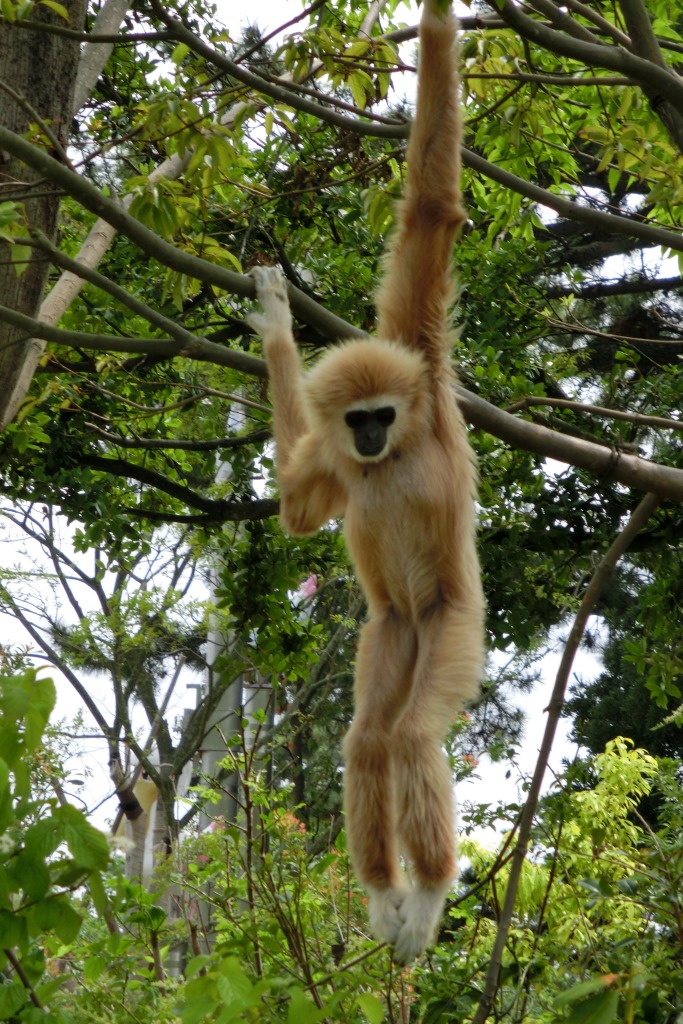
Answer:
[{"left": 247, "top": 266, "right": 293, "bottom": 342}]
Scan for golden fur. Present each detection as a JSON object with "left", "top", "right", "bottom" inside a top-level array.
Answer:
[{"left": 248, "top": 0, "right": 485, "bottom": 963}]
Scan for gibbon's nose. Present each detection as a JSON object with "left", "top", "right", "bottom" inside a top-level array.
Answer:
[{"left": 357, "top": 429, "right": 385, "bottom": 456}]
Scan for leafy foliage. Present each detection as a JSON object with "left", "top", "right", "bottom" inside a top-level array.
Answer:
[{"left": 0, "top": 0, "right": 683, "bottom": 1020}]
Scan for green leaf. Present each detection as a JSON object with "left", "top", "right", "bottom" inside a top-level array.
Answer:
[
  {"left": 83, "top": 955, "right": 109, "bottom": 982},
  {"left": 171, "top": 43, "right": 189, "bottom": 63},
  {"left": 87, "top": 870, "right": 109, "bottom": 918},
  {"left": 0, "top": 908, "right": 29, "bottom": 953},
  {"left": 30, "top": 896, "right": 82, "bottom": 943},
  {"left": 11, "top": 851, "right": 50, "bottom": 900},
  {"left": 0, "top": 0, "right": 17, "bottom": 22},
  {"left": 40, "top": 0, "right": 69, "bottom": 18},
  {"left": 357, "top": 992, "right": 385, "bottom": 1024},
  {"left": 57, "top": 804, "right": 110, "bottom": 871},
  {"left": 0, "top": 982, "right": 29, "bottom": 1019},
  {"left": 347, "top": 71, "right": 369, "bottom": 109},
  {"left": 564, "top": 991, "right": 620, "bottom": 1024},
  {"left": 555, "top": 976, "right": 619, "bottom": 1007},
  {"left": 287, "top": 989, "right": 326, "bottom": 1024}
]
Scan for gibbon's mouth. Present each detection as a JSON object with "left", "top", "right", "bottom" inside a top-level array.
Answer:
[{"left": 357, "top": 440, "right": 386, "bottom": 457}]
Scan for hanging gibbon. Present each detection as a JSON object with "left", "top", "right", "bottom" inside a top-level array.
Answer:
[{"left": 248, "top": 0, "right": 485, "bottom": 964}]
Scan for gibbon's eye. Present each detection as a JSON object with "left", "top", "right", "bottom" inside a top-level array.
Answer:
[
  {"left": 344, "top": 406, "right": 396, "bottom": 458},
  {"left": 344, "top": 410, "right": 370, "bottom": 430},
  {"left": 376, "top": 406, "right": 396, "bottom": 427}
]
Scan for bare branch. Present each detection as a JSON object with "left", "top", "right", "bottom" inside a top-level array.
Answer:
[
  {"left": 3, "top": 296, "right": 683, "bottom": 503},
  {"left": 491, "top": 0, "right": 683, "bottom": 116},
  {"left": 457, "top": 386, "right": 683, "bottom": 501},
  {"left": 504, "top": 395, "right": 683, "bottom": 432},
  {"left": 471, "top": 490, "right": 661, "bottom": 1024}
]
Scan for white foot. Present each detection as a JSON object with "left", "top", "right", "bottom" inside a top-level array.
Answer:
[
  {"left": 392, "top": 885, "right": 449, "bottom": 964},
  {"left": 367, "top": 884, "right": 408, "bottom": 945},
  {"left": 247, "top": 266, "right": 292, "bottom": 337}
]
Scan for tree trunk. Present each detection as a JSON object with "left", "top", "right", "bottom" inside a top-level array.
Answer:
[{"left": 0, "top": 0, "right": 86, "bottom": 421}]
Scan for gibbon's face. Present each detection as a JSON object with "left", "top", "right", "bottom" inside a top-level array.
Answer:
[
  {"left": 304, "top": 338, "right": 431, "bottom": 465},
  {"left": 344, "top": 401, "right": 397, "bottom": 460}
]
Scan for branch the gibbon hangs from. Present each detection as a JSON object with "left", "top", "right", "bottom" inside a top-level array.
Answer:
[{"left": 248, "top": 0, "right": 485, "bottom": 964}]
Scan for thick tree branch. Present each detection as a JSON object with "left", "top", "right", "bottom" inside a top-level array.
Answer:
[
  {"left": 490, "top": 0, "right": 683, "bottom": 116},
  {"left": 79, "top": 453, "right": 278, "bottom": 520},
  {"left": 462, "top": 147, "right": 683, "bottom": 253},
  {"left": 27, "top": 229, "right": 212, "bottom": 347},
  {"left": 618, "top": 0, "right": 683, "bottom": 153},
  {"left": 0, "top": 300, "right": 267, "bottom": 377},
  {"left": 2, "top": 297, "right": 683, "bottom": 503},
  {"left": 545, "top": 274, "right": 683, "bottom": 299},
  {"left": 0, "top": 126, "right": 367, "bottom": 344},
  {"left": 456, "top": 386, "right": 683, "bottom": 501},
  {"left": 71, "top": 0, "right": 130, "bottom": 116},
  {"left": 471, "top": 490, "right": 662, "bottom": 1024}
]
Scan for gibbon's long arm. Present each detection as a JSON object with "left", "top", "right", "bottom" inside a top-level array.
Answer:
[
  {"left": 247, "top": 268, "right": 308, "bottom": 471},
  {"left": 248, "top": 267, "right": 347, "bottom": 534},
  {"left": 374, "top": 0, "right": 464, "bottom": 376}
]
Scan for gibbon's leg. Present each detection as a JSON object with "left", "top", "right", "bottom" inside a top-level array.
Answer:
[
  {"left": 391, "top": 600, "right": 483, "bottom": 963},
  {"left": 343, "top": 610, "right": 417, "bottom": 944}
]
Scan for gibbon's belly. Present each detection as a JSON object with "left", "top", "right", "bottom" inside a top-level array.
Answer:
[{"left": 344, "top": 465, "right": 456, "bottom": 619}]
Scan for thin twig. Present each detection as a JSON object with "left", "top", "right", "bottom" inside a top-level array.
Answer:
[
  {"left": 4, "top": 948, "right": 43, "bottom": 1009},
  {"left": 504, "top": 395, "right": 683, "bottom": 432},
  {"left": 471, "top": 490, "right": 662, "bottom": 1024}
]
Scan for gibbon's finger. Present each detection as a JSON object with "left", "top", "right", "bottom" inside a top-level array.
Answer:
[
  {"left": 247, "top": 265, "right": 293, "bottom": 338},
  {"left": 245, "top": 311, "right": 269, "bottom": 337},
  {"left": 367, "top": 885, "right": 409, "bottom": 945}
]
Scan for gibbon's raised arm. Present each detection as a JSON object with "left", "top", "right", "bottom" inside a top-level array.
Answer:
[
  {"left": 248, "top": 267, "right": 348, "bottom": 534},
  {"left": 375, "top": 0, "right": 464, "bottom": 375}
]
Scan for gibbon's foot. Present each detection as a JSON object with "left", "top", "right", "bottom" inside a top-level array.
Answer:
[
  {"left": 392, "top": 885, "right": 449, "bottom": 964},
  {"left": 247, "top": 266, "right": 292, "bottom": 337},
  {"left": 367, "top": 884, "right": 409, "bottom": 945}
]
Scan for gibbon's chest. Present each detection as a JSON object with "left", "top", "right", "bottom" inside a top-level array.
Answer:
[{"left": 342, "top": 442, "right": 458, "bottom": 613}]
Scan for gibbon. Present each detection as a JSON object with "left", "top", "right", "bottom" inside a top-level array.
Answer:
[{"left": 248, "top": 0, "right": 485, "bottom": 964}]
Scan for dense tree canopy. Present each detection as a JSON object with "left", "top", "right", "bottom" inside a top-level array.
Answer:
[{"left": 0, "top": 0, "right": 682, "bottom": 1020}]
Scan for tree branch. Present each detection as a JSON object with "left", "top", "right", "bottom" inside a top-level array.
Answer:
[
  {"left": 0, "top": 300, "right": 267, "bottom": 378},
  {"left": 78, "top": 453, "right": 278, "bottom": 520},
  {"left": 0, "top": 125, "right": 368, "bottom": 342},
  {"left": 471, "top": 490, "right": 661, "bottom": 1024},
  {"left": 490, "top": 0, "right": 683, "bottom": 115},
  {"left": 503, "top": 396, "right": 683, "bottom": 433},
  {"left": 462, "top": 146, "right": 683, "bottom": 253},
  {"left": 618, "top": 0, "right": 683, "bottom": 152},
  {"left": 0, "top": 584, "right": 113, "bottom": 739},
  {"left": 456, "top": 386, "right": 683, "bottom": 501},
  {"left": 3, "top": 297, "right": 683, "bottom": 503},
  {"left": 545, "top": 274, "right": 683, "bottom": 299}
]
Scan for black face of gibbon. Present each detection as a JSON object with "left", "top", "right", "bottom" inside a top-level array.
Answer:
[{"left": 344, "top": 406, "right": 396, "bottom": 457}]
